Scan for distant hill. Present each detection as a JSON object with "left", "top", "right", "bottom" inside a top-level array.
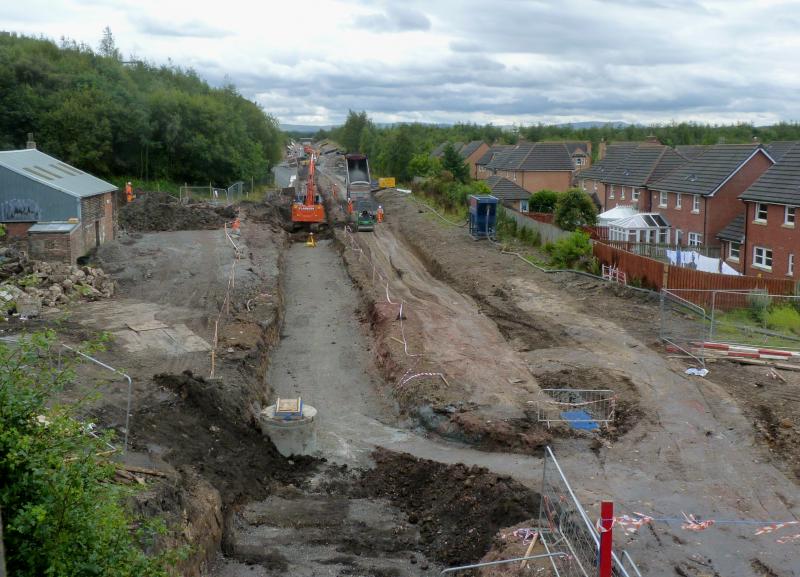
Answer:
[{"left": 280, "top": 124, "right": 333, "bottom": 133}]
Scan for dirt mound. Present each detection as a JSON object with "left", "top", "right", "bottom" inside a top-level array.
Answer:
[
  {"left": 135, "top": 370, "right": 317, "bottom": 505},
  {"left": 119, "top": 191, "right": 234, "bottom": 232},
  {"left": 537, "top": 367, "right": 643, "bottom": 436},
  {"left": 357, "top": 449, "right": 540, "bottom": 566}
]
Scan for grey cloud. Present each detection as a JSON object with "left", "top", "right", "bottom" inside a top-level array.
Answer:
[
  {"left": 134, "top": 15, "right": 232, "bottom": 38},
  {"left": 353, "top": 5, "right": 431, "bottom": 31}
]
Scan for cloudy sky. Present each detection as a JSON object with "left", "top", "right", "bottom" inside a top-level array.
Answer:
[{"left": 3, "top": 0, "right": 800, "bottom": 127}]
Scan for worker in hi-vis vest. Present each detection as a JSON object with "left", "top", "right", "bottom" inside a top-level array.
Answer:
[
  {"left": 377, "top": 205, "right": 384, "bottom": 223},
  {"left": 125, "top": 182, "right": 133, "bottom": 203},
  {"left": 347, "top": 198, "right": 353, "bottom": 214}
]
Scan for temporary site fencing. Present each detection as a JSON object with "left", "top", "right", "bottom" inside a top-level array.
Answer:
[
  {"left": 594, "top": 241, "right": 797, "bottom": 296},
  {"left": 537, "top": 388, "right": 617, "bottom": 429},
  {"left": 340, "top": 225, "right": 450, "bottom": 391},
  {"left": 539, "top": 446, "right": 642, "bottom": 577},
  {"left": 660, "top": 288, "right": 800, "bottom": 367},
  {"left": 179, "top": 178, "right": 270, "bottom": 205}
]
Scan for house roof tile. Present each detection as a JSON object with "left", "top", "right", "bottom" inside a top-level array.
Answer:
[
  {"left": 0, "top": 149, "right": 116, "bottom": 198},
  {"left": 576, "top": 142, "right": 638, "bottom": 180},
  {"left": 484, "top": 175, "right": 531, "bottom": 201},
  {"left": 649, "top": 144, "right": 771, "bottom": 196},
  {"left": 486, "top": 142, "right": 574, "bottom": 172},
  {"left": 716, "top": 214, "right": 745, "bottom": 242},
  {"left": 459, "top": 140, "right": 485, "bottom": 159},
  {"left": 739, "top": 142, "right": 800, "bottom": 205}
]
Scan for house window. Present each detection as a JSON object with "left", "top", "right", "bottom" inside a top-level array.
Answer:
[
  {"left": 621, "top": 187, "right": 626, "bottom": 200},
  {"left": 609, "top": 185, "right": 615, "bottom": 199},
  {"left": 753, "top": 246, "right": 773, "bottom": 270},
  {"left": 519, "top": 199, "right": 529, "bottom": 213},
  {"left": 575, "top": 157, "right": 584, "bottom": 166},
  {"left": 659, "top": 191, "right": 667, "bottom": 207},
  {"left": 593, "top": 182, "right": 597, "bottom": 192},
  {"left": 785, "top": 206, "right": 796, "bottom": 226},
  {"left": 728, "top": 242, "right": 740, "bottom": 262},
  {"left": 756, "top": 203, "right": 768, "bottom": 222},
  {"left": 692, "top": 195, "right": 700, "bottom": 213},
  {"left": 688, "top": 232, "right": 702, "bottom": 246},
  {"left": 658, "top": 228, "right": 669, "bottom": 244},
  {"left": 632, "top": 188, "right": 640, "bottom": 201},
  {"left": 676, "top": 193, "right": 682, "bottom": 209},
  {"left": 789, "top": 253, "right": 795, "bottom": 276}
]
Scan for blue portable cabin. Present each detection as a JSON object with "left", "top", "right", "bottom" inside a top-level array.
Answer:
[{"left": 468, "top": 195, "right": 498, "bottom": 240}]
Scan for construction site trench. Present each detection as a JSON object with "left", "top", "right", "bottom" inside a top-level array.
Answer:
[{"left": 33, "top": 174, "right": 800, "bottom": 577}]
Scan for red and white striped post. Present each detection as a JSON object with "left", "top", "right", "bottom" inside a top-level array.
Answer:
[{"left": 599, "top": 501, "right": 614, "bottom": 577}]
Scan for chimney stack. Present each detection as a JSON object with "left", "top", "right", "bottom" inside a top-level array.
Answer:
[
  {"left": 598, "top": 139, "right": 607, "bottom": 160},
  {"left": 26, "top": 133, "right": 36, "bottom": 150},
  {"left": 645, "top": 134, "right": 660, "bottom": 144}
]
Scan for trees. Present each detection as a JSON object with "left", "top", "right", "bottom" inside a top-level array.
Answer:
[
  {"left": 0, "top": 332, "right": 173, "bottom": 576},
  {"left": 407, "top": 153, "right": 440, "bottom": 178},
  {"left": 530, "top": 189, "right": 560, "bottom": 213},
  {"left": 0, "top": 32, "right": 283, "bottom": 185},
  {"left": 337, "top": 110, "right": 371, "bottom": 153},
  {"left": 554, "top": 188, "right": 597, "bottom": 231},
  {"left": 383, "top": 127, "right": 414, "bottom": 182},
  {"left": 441, "top": 142, "right": 469, "bottom": 183}
]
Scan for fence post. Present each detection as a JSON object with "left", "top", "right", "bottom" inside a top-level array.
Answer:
[
  {"left": 662, "top": 263, "right": 669, "bottom": 290},
  {"left": 709, "top": 290, "right": 717, "bottom": 342},
  {"left": 599, "top": 501, "right": 613, "bottom": 577}
]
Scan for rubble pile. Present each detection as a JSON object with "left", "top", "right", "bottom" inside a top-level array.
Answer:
[{"left": 0, "top": 249, "right": 115, "bottom": 316}]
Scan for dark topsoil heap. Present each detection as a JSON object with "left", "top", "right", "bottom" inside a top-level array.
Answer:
[
  {"left": 134, "top": 370, "right": 316, "bottom": 506},
  {"left": 357, "top": 449, "right": 540, "bottom": 566},
  {"left": 119, "top": 191, "right": 236, "bottom": 232}
]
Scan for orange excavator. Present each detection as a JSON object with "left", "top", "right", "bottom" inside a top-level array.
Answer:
[{"left": 291, "top": 153, "right": 326, "bottom": 230}]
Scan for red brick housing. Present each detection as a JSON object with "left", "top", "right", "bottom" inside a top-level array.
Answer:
[
  {"left": 737, "top": 142, "right": 800, "bottom": 279},
  {"left": 648, "top": 145, "right": 773, "bottom": 247}
]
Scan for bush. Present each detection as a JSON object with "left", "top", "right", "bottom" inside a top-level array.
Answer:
[
  {"left": 546, "top": 231, "right": 592, "bottom": 268},
  {"left": 766, "top": 305, "right": 800, "bottom": 334},
  {"left": 554, "top": 188, "right": 597, "bottom": 231},
  {"left": 747, "top": 289, "right": 771, "bottom": 324},
  {"left": 530, "top": 190, "right": 559, "bottom": 213},
  {"left": 0, "top": 331, "right": 173, "bottom": 576}
]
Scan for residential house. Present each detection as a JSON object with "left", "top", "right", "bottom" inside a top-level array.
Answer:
[
  {"left": 737, "top": 142, "right": 800, "bottom": 278},
  {"left": 576, "top": 142, "right": 639, "bottom": 208},
  {"left": 601, "top": 144, "right": 689, "bottom": 212},
  {"left": 431, "top": 140, "right": 490, "bottom": 179},
  {"left": 648, "top": 144, "right": 774, "bottom": 248},
  {"left": 484, "top": 142, "right": 575, "bottom": 193},
  {"left": 476, "top": 144, "right": 512, "bottom": 180},
  {"left": 0, "top": 147, "right": 117, "bottom": 263},
  {"left": 484, "top": 175, "right": 531, "bottom": 212},
  {"left": 564, "top": 141, "right": 592, "bottom": 169}
]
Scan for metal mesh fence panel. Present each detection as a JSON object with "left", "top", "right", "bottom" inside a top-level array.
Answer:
[
  {"left": 539, "top": 447, "right": 640, "bottom": 577},
  {"left": 660, "top": 289, "right": 800, "bottom": 366},
  {"left": 537, "top": 389, "right": 616, "bottom": 428},
  {"left": 659, "top": 289, "right": 710, "bottom": 367}
]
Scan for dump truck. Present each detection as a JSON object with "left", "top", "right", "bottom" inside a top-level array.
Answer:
[{"left": 345, "top": 153, "right": 371, "bottom": 203}]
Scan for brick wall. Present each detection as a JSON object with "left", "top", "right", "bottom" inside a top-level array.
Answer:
[
  {"left": 742, "top": 201, "right": 797, "bottom": 279},
  {"left": 28, "top": 227, "right": 81, "bottom": 263},
  {"left": 4, "top": 221, "right": 33, "bottom": 240},
  {"left": 79, "top": 192, "right": 114, "bottom": 253},
  {"left": 520, "top": 170, "right": 572, "bottom": 193},
  {"left": 465, "top": 143, "right": 490, "bottom": 179},
  {"left": 604, "top": 185, "right": 647, "bottom": 212}
]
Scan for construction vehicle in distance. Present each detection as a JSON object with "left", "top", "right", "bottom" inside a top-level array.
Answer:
[
  {"left": 291, "top": 154, "right": 326, "bottom": 231},
  {"left": 345, "top": 153, "right": 376, "bottom": 232}
]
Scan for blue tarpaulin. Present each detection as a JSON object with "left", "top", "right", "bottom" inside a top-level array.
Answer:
[{"left": 560, "top": 410, "right": 599, "bottom": 430}]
